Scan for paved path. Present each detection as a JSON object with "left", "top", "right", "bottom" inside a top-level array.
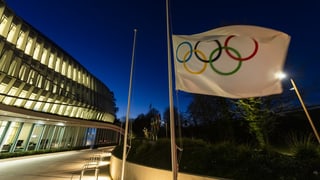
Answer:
[{"left": 0, "top": 147, "right": 114, "bottom": 180}]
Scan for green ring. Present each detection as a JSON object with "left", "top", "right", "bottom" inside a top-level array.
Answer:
[{"left": 209, "top": 46, "right": 242, "bottom": 76}]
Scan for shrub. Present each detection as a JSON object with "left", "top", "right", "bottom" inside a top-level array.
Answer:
[{"left": 111, "top": 138, "right": 320, "bottom": 179}]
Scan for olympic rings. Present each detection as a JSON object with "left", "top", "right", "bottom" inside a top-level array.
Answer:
[
  {"left": 183, "top": 49, "right": 207, "bottom": 74},
  {"left": 175, "top": 35, "right": 258, "bottom": 76},
  {"left": 209, "top": 46, "right": 242, "bottom": 75},
  {"left": 176, "top": 42, "right": 192, "bottom": 63},
  {"left": 224, "top": 35, "right": 258, "bottom": 61},
  {"left": 194, "top": 40, "right": 222, "bottom": 63}
]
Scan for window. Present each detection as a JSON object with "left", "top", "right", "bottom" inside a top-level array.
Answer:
[
  {"left": 48, "top": 53, "right": 55, "bottom": 69},
  {"left": 18, "top": 64, "right": 28, "bottom": 81},
  {"left": 0, "top": 83, "right": 6, "bottom": 94},
  {"left": 40, "top": 49, "right": 48, "bottom": 64},
  {"left": 55, "top": 57, "right": 61, "bottom": 73},
  {"left": 7, "top": 23, "right": 16, "bottom": 43},
  {"left": 44, "top": 79, "right": 51, "bottom": 91},
  {"left": 36, "top": 75, "right": 43, "bottom": 88},
  {"left": 24, "top": 93, "right": 36, "bottom": 109},
  {"left": 33, "top": 43, "right": 41, "bottom": 60},
  {"left": 34, "top": 96, "right": 45, "bottom": 111},
  {"left": 8, "top": 58, "right": 17, "bottom": 77},
  {"left": 43, "top": 98, "right": 53, "bottom": 112},
  {"left": 16, "top": 30, "right": 25, "bottom": 50},
  {"left": 0, "top": 15, "right": 8, "bottom": 36},
  {"left": 3, "top": 86, "right": 18, "bottom": 105},
  {"left": 27, "top": 70, "right": 36, "bottom": 85},
  {"left": 67, "top": 64, "right": 72, "bottom": 79},
  {"left": 25, "top": 37, "right": 33, "bottom": 55},
  {"left": 73, "top": 67, "right": 77, "bottom": 81},
  {"left": 14, "top": 90, "right": 27, "bottom": 106},
  {"left": 61, "top": 61, "right": 66, "bottom": 76}
]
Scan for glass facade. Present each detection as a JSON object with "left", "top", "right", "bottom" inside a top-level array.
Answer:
[{"left": 0, "top": 2, "right": 122, "bottom": 153}]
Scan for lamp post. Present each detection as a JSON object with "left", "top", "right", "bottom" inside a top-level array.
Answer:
[
  {"left": 289, "top": 78, "right": 320, "bottom": 144},
  {"left": 277, "top": 72, "right": 320, "bottom": 144}
]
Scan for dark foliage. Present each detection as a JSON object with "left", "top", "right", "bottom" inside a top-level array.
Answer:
[{"left": 112, "top": 138, "right": 320, "bottom": 180}]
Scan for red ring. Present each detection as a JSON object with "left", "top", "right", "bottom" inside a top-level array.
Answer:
[{"left": 224, "top": 35, "right": 258, "bottom": 61}]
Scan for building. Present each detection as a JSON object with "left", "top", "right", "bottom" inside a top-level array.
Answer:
[{"left": 0, "top": 1, "right": 121, "bottom": 153}]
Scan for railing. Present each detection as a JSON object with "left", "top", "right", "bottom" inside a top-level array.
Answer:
[{"left": 71, "top": 150, "right": 111, "bottom": 180}]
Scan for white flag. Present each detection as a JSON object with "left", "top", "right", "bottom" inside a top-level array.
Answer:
[{"left": 172, "top": 25, "right": 290, "bottom": 98}]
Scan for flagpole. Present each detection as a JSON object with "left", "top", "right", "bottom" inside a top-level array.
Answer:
[
  {"left": 166, "top": 0, "right": 178, "bottom": 179},
  {"left": 290, "top": 78, "right": 320, "bottom": 144},
  {"left": 121, "top": 28, "right": 138, "bottom": 180}
]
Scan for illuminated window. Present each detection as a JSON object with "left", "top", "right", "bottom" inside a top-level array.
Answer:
[
  {"left": 36, "top": 75, "right": 43, "bottom": 88},
  {"left": 76, "top": 107, "right": 83, "bottom": 117},
  {"left": 55, "top": 57, "right": 61, "bottom": 73},
  {"left": 44, "top": 80, "right": 51, "bottom": 91},
  {"left": 70, "top": 107, "right": 77, "bottom": 117},
  {"left": 77, "top": 70, "right": 81, "bottom": 83},
  {"left": 7, "top": 23, "right": 16, "bottom": 43},
  {"left": 34, "top": 96, "right": 45, "bottom": 111},
  {"left": 27, "top": 70, "right": 36, "bottom": 84},
  {"left": 53, "top": 99, "right": 62, "bottom": 113},
  {"left": 24, "top": 93, "right": 36, "bottom": 109},
  {"left": 8, "top": 59, "right": 17, "bottom": 77},
  {"left": 0, "top": 51, "right": 8, "bottom": 72},
  {"left": 33, "top": 43, "right": 41, "bottom": 60},
  {"left": 0, "top": 16, "right": 8, "bottom": 36},
  {"left": 25, "top": 37, "right": 33, "bottom": 55},
  {"left": 0, "top": 83, "right": 6, "bottom": 93},
  {"left": 3, "top": 87, "right": 17, "bottom": 105},
  {"left": 40, "top": 49, "right": 48, "bottom": 64},
  {"left": 82, "top": 74, "right": 86, "bottom": 85},
  {"left": 52, "top": 79, "right": 58, "bottom": 93},
  {"left": 51, "top": 103, "right": 58, "bottom": 114},
  {"left": 67, "top": 64, "right": 72, "bottom": 79},
  {"left": 43, "top": 98, "right": 53, "bottom": 112},
  {"left": 1, "top": 122, "right": 21, "bottom": 149},
  {"left": 73, "top": 67, "right": 77, "bottom": 81},
  {"left": 61, "top": 61, "right": 66, "bottom": 76},
  {"left": 18, "top": 64, "right": 27, "bottom": 81},
  {"left": 16, "top": 30, "right": 25, "bottom": 50},
  {"left": 0, "top": 121, "right": 8, "bottom": 142},
  {"left": 43, "top": 103, "right": 50, "bottom": 112},
  {"left": 58, "top": 104, "right": 66, "bottom": 115},
  {"left": 14, "top": 90, "right": 27, "bottom": 106},
  {"left": 48, "top": 53, "right": 54, "bottom": 69}
]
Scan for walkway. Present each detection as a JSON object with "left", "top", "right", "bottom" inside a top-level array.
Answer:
[{"left": 0, "top": 146, "right": 114, "bottom": 180}]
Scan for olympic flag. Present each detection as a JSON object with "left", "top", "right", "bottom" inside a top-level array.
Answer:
[{"left": 172, "top": 25, "right": 291, "bottom": 98}]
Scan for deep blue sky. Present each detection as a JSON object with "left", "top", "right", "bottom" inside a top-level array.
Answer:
[{"left": 5, "top": 0, "right": 320, "bottom": 119}]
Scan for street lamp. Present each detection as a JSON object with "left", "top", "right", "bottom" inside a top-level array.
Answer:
[{"left": 278, "top": 72, "right": 320, "bottom": 144}]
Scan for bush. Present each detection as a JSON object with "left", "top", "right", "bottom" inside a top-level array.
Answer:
[{"left": 112, "top": 138, "right": 320, "bottom": 179}]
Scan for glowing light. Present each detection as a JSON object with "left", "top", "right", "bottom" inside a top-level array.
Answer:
[
  {"left": 57, "top": 122, "right": 65, "bottom": 126},
  {"left": 275, "top": 72, "right": 286, "bottom": 80}
]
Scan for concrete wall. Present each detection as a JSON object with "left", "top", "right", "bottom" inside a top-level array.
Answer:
[{"left": 110, "top": 155, "right": 230, "bottom": 180}]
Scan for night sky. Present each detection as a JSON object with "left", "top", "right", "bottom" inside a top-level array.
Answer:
[{"left": 4, "top": 0, "right": 320, "bottom": 119}]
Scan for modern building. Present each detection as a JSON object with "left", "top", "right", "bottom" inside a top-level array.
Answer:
[{"left": 0, "top": 1, "right": 121, "bottom": 153}]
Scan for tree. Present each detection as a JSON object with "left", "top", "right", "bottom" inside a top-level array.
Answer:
[
  {"left": 187, "top": 94, "right": 233, "bottom": 125},
  {"left": 163, "top": 106, "right": 180, "bottom": 125},
  {"left": 234, "top": 96, "right": 281, "bottom": 147},
  {"left": 131, "top": 107, "right": 161, "bottom": 139},
  {"left": 132, "top": 113, "right": 149, "bottom": 137},
  {"left": 184, "top": 94, "right": 241, "bottom": 143},
  {"left": 146, "top": 107, "right": 161, "bottom": 140}
]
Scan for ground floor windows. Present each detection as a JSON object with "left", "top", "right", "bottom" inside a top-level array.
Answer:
[{"left": 0, "top": 119, "right": 118, "bottom": 153}]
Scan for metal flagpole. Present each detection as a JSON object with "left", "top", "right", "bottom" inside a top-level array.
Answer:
[
  {"left": 290, "top": 78, "right": 320, "bottom": 144},
  {"left": 121, "top": 29, "right": 138, "bottom": 180},
  {"left": 166, "top": 0, "right": 178, "bottom": 179}
]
